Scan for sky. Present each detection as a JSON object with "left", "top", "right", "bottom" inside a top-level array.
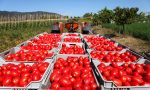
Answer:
[{"left": 0, "top": 0, "right": 150, "bottom": 17}]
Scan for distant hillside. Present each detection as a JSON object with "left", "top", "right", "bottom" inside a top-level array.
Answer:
[{"left": 0, "top": 11, "right": 64, "bottom": 21}]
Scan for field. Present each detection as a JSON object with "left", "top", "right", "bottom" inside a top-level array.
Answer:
[
  {"left": 93, "top": 25, "right": 150, "bottom": 53},
  {"left": 0, "top": 20, "right": 67, "bottom": 52},
  {"left": 102, "top": 22, "right": 150, "bottom": 41}
]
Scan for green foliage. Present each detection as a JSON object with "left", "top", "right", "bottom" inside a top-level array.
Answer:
[
  {"left": 113, "top": 7, "right": 139, "bottom": 25},
  {"left": 98, "top": 7, "right": 114, "bottom": 23},
  {"left": 113, "top": 7, "right": 139, "bottom": 34},
  {"left": 103, "top": 22, "right": 150, "bottom": 41},
  {"left": 0, "top": 20, "right": 67, "bottom": 52},
  {"left": 83, "top": 12, "right": 93, "bottom": 18}
]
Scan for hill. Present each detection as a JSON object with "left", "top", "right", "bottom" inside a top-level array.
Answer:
[{"left": 0, "top": 11, "right": 63, "bottom": 21}]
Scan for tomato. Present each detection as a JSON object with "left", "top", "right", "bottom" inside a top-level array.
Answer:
[
  {"left": 0, "top": 76, "right": 3, "bottom": 82},
  {"left": 98, "top": 63, "right": 106, "bottom": 68},
  {"left": 111, "top": 62, "right": 118, "bottom": 68},
  {"left": 82, "top": 85, "right": 91, "bottom": 90},
  {"left": 21, "top": 67, "right": 30, "bottom": 73},
  {"left": 12, "top": 77, "right": 20, "bottom": 86},
  {"left": 102, "top": 71, "right": 110, "bottom": 77},
  {"left": 59, "top": 78, "right": 71, "bottom": 87},
  {"left": 50, "top": 72, "right": 59, "bottom": 82},
  {"left": 62, "top": 67, "right": 71, "bottom": 74},
  {"left": 21, "top": 72, "right": 30, "bottom": 78},
  {"left": 91, "top": 82, "right": 97, "bottom": 89},
  {"left": 81, "top": 73, "right": 89, "bottom": 79},
  {"left": 83, "top": 77, "right": 91, "bottom": 85},
  {"left": 2, "top": 76, "right": 12, "bottom": 86},
  {"left": 73, "top": 81, "right": 82, "bottom": 88},
  {"left": 5, "top": 70, "right": 11, "bottom": 76},
  {"left": 51, "top": 82, "right": 60, "bottom": 89},
  {"left": 11, "top": 70, "right": 20, "bottom": 77},
  {"left": 110, "top": 69, "right": 118, "bottom": 77},
  {"left": 132, "top": 76, "right": 144, "bottom": 84},
  {"left": 125, "top": 67, "right": 132, "bottom": 75},
  {"left": 143, "top": 76, "right": 150, "bottom": 83},
  {"left": 118, "top": 70, "right": 127, "bottom": 76},
  {"left": 70, "top": 77, "right": 76, "bottom": 84},
  {"left": 131, "top": 81, "right": 139, "bottom": 86},
  {"left": 39, "top": 66, "right": 47, "bottom": 73},
  {"left": 72, "top": 69, "right": 81, "bottom": 78},
  {"left": 123, "top": 82, "right": 131, "bottom": 86},
  {"left": 19, "top": 77, "right": 29, "bottom": 87},
  {"left": 134, "top": 67, "right": 144, "bottom": 74},
  {"left": 120, "top": 75, "right": 128, "bottom": 83},
  {"left": 113, "top": 79, "right": 122, "bottom": 86}
]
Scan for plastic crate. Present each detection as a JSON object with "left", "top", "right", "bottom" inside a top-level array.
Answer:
[
  {"left": 16, "top": 41, "right": 59, "bottom": 52},
  {"left": 58, "top": 42, "right": 86, "bottom": 55},
  {"left": 91, "top": 59, "right": 150, "bottom": 90},
  {"left": 47, "top": 54, "right": 101, "bottom": 89},
  {"left": 63, "top": 36, "right": 83, "bottom": 43},
  {"left": 0, "top": 59, "right": 53, "bottom": 90},
  {"left": 87, "top": 49, "right": 144, "bottom": 63},
  {"left": 0, "top": 47, "right": 55, "bottom": 62}
]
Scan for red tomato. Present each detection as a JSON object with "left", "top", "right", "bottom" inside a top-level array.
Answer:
[
  {"left": 82, "top": 85, "right": 91, "bottom": 90},
  {"left": 2, "top": 76, "right": 12, "bottom": 86},
  {"left": 102, "top": 71, "right": 110, "bottom": 77},
  {"left": 59, "top": 78, "right": 71, "bottom": 87},
  {"left": 12, "top": 77, "right": 20, "bottom": 86},
  {"left": 125, "top": 67, "right": 132, "bottom": 75},
  {"left": 113, "top": 79, "right": 122, "bottom": 86},
  {"left": 51, "top": 82, "right": 60, "bottom": 89},
  {"left": 83, "top": 77, "right": 91, "bottom": 85},
  {"left": 73, "top": 81, "right": 82, "bottom": 88},
  {"left": 19, "top": 77, "right": 29, "bottom": 87},
  {"left": 132, "top": 76, "right": 144, "bottom": 84},
  {"left": 72, "top": 69, "right": 81, "bottom": 78},
  {"left": 39, "top": 66, "right": 47, "bottom": 73},
  {"left": 11, "top": 70, "right": 20, "bottom": 77}
]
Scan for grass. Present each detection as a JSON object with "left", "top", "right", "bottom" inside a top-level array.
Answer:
[
  {"left": 102, "top": 22, "right": 150, "bottom": 41},
  {"left": 0, "top": 20, "right": 67, "bottom": 52}
]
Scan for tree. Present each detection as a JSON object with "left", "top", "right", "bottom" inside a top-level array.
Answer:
[
  {"left": 92, "top": 13, "right": 100, "bottom": 25},
  {"left": 98, "top": 7, "right": 114, "bottom": 23},
  {"left": 136, "top": 12, "right": 146, "bottom": 23},
  {"left": 83, "top": 12, "right": 93, "bottom": 18},
  {"left": 113, "top": 7, "right": 139, "bottom": 35}
]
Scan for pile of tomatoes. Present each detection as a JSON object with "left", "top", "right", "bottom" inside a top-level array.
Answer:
[
  {"left": 0, "top": 62, "right": 49, "bottom": 87},
  {"left": 1, "top": 33, "right": 149, "bottom": 89},
  {"left": 90, "top": 50, "right": 138, "bottom": 62},
  {"left": 84, "top": 36, "right": 123, "bottom": 51},
  {"left": 83, "top": 35, "right": 150, "bottom": 87},
  {"left": 50, "top": 56, "right": 98, "bottom": 90},
  {"left": 59, "top": 44, "right": 84, "bottom": 54},
  {"left": 64, "top": 38, "right": 81, "bottom": 42},
  {"left": 5, "top": 50, "right": 53, "bottom": 61},
  {"left": 98, "top": 62, "right": 150, "bottom": 86},
  {"left": 31, "top": 34, "right": 61, "bottom": 44}
]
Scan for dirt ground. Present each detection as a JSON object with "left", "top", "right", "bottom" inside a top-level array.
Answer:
[{"left": 92, "top": 26, "right": 150, "bottom": 53}]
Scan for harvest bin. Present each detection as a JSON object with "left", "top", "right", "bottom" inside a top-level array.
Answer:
[
  {"left": 86, "top": 49, "right": 144, "bottom": 63},
  {"left": 0, "top": 47, "right": 55, "bottom": 62},
  {"left": 16, "top": 41, "right": 60, "bottom": 54},
  {"left": 0, "top": 59, "right": 53, "bottom": 90},
  {"left": 91, "top": 59, "right": 150, "bottom": 90},
  {"left": 47, "top": 54, "right": 101, "bottom": 89},
  {"left": 58, "top": 42, "right": 87, "bottom": 55}
]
